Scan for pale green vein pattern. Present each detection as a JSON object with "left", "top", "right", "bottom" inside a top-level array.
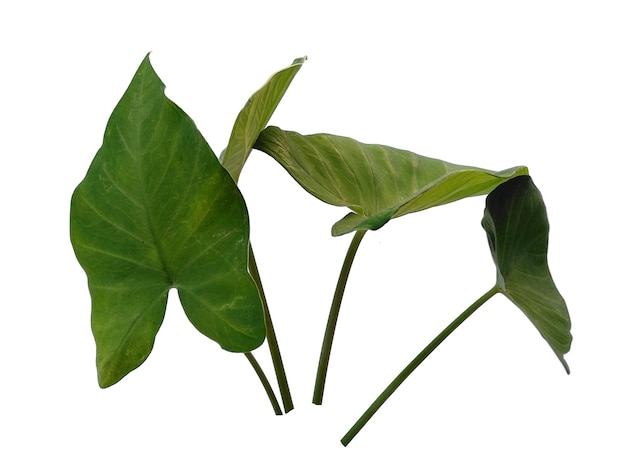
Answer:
[
  {"left": 482, "top": 175, "right": 572, "bottom": 372},
  {"left": 70, "top": 54, "right": 264, "bottom": 387},
  {"left": 254, "top": 126, "right": 528, "bottom": 235}
]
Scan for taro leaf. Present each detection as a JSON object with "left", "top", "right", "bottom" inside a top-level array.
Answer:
[
  {"left": 482, "top": 175, "right": 572, "bottom": 372},
  {"left": 254, "top": 126, "right": 528, "bottom": 235},
  {"left": 70, "top": 54, "right": 265, "bottom": 388},
  {"left": 220, "top": 57, "right": 306, "bottom": 182}
]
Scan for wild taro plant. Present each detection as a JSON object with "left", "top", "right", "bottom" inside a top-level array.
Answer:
[
  {"left": 340, "top": 175, "right": 571, "bottom": 445},
  {"left": 70, "top": 54, "right": 304, "bottom": 414},
  {"left": 253, "top": 126, "right": 529, "bottom": 404},
  {"left": 70, "top": 54, "right": 572, "bottom": 446}
]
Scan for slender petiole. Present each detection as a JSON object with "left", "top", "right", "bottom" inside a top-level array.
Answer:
[
  {"left": 313, "top": 229, "right": 367, "bottom": 405},
  {"left": 341, "top": 285, "right": 500, "bottom": 446},
  {"left": 248, "top": 244, "right": 294, "bottom": 413},
  {"left": 245, "top": 352, "right": 282, "bottom": 415}
]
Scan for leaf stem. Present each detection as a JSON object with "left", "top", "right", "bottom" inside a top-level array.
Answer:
[
  {"left": 245, "top": 352, "right": 283, "bottom": 415},
  {"left": 313, "top": 229, "right": 367, "bottom": 405},
  {"left": 341, "top": 285, "right": 500, "bottom": 446},
  {"left": 248, "top": 245, "right": 294, "bottom": 413}
]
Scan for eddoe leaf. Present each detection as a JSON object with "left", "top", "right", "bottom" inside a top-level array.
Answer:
[
  {"left": 342, "top": 175, "right": 572, "bottom": 445},
  {"left": 220, "top": 57, "right": 306, "bottom": 182},
  {"left": 482, "top": 175, "right": 572, "bottom": 372},
  {"left": 70, "top": 54, "right": 265, "bottom": 388},
  {"left": 254, "top": 126, "right": 528, "bottom": 235},
  {"left": 218, "top": 57, "right": 306, "bottom": 414}
]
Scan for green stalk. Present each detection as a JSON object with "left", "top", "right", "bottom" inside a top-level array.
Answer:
[
  {"left": 313, "top": 229, "right": 367, "bottom": 405},
  {"left": 245, "top": 352, "right": 282, "bottom": 415},
  {"left": 341, "top": 285, "right": 500, "bottom": 446},
  {"left": 248, "top": 245, "right": 294, "bottom": 413}
]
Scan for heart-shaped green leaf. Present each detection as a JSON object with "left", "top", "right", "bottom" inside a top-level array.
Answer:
[
  {"left": 254, "top": 126, "right": 528, "bottom": 235},
  {"left": 220, "top": 57, "right": 306, "bottom": 182},
  {"left": 70, "top": 54, "right": 265, "bottom": 388},
  {"left": 482, "top": 175, "right": 572, "bottom": 372}
]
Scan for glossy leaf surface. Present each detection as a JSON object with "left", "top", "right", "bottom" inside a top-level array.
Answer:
[
  {"left": 482, "top": 175, "right": 572, "bottom": 372},
  {"left": 70, "top": 55, "right": 265, "bottom": 387},
  {"left": 220, "top": 57, "right": 306, "bottom": 182},
  {"left": 255, "top": 126, "right": 528, "bottom": 235}
]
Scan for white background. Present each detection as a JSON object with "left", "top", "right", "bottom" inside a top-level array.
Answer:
[{"left": 2, "top": 1, "right": 624, "bottom": 468}]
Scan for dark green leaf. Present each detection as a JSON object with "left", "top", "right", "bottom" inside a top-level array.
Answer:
[
  {"left": 220, "top": 57, "right": 306, "bottom": 182},
  {"left": 70, "top": 54, "right": 265, "bottom": 387},
  {"left": 482, "top": 175, "right": 572, "bottom": 372},
  {"left": 254, "top": 126, "right": 528, "bottom": 235}
]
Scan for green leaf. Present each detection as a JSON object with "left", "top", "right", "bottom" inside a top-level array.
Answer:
[
  {"left": 220, "top": 57, "right": 306, "bottom": 182},
  {"left": 481, "top": 175, "right": 572, "bottom": 372},
  {"left": 70, "top": 54, "right": 265, "bottom": 388},
  {"left": 254, "top": 126, "right": 528, "bottom": 235},
  {"left": 219, "top": 57, "right": 306, "bottom": 414}
]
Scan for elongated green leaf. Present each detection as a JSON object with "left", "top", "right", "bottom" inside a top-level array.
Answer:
[
  {"left": 482, "top": 175, "right": 572, "bottom": 372},
  {"left": 254, "top": 126, "right": 528, "bottom": 235},
  {"left": 218, "top": 57, "right": 305, "bottom": 414},
  {"left": 70, "top": 54, "right": 265, "bottom": 388},
  {"left": 220, "top": 57, "right": 306, "bottom": 182}
]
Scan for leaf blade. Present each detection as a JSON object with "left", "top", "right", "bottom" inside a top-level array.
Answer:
[
  {"left": 481, "top": 175, "right": 572, "bottom": 372},
  {"left": 70, "top": 54, "right": 265, "bottom": 387},
  {"left": 254, "top": 126, "right": 528, "bottom": 235},
  {"left": 220, "top": 57, "right": 306, "bottom": 182}
]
